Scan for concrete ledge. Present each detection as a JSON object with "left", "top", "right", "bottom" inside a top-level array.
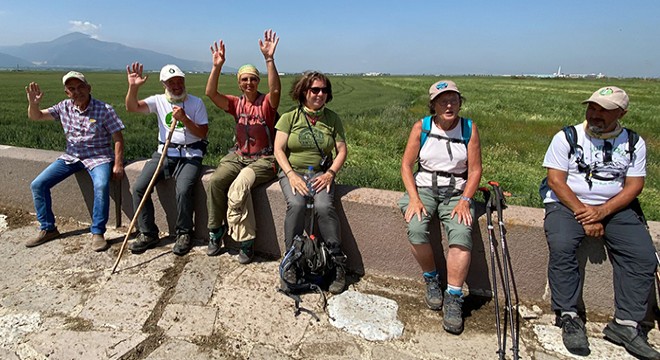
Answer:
[{"left": 2, "top": 145, "right": 659, "bottom": 314}]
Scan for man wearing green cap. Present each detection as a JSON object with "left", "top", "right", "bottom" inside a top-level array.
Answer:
[
  {"left": 541, "top": 86, "right": 659, "bottom": 359},
  {"left": 204, "top": 29, "right": 281, "bottom": 263}
]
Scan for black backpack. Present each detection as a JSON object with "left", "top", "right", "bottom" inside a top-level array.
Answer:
[{"left": 278, "top": 230, "right": 334, "bottom": 319}]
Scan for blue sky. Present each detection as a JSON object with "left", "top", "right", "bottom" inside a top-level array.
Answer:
[{"left": 1, "top": 0, "right": 659, "bottom": 77}]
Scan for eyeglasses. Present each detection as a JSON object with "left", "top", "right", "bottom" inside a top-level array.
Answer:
[
  {"left": 603, "top": 140, "right": 612, "bottom": 163},
  {"left": 240, "top": 76, "right": 259, "bottom": 82},
  {"left": 309, "top": 87, "right": 328, "bottom": 95},
  {"left": 437, "top": 99, "right": 460, "bottom": 107}
]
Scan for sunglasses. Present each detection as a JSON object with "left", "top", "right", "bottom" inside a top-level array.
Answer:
[{"left": 309, "top": 87, "right": 328, "bottom": 95}]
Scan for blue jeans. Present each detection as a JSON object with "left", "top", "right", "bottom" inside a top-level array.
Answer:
[{"left": 31, "top": 159, "right": 111, "bottom": 234}]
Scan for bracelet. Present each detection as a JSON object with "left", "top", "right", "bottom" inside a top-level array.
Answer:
[
  {"left": 326, "top": 169, "right": 336, "bottom": 177},
  {"left": 285, "top": 169, "right": 294, "bottom": 176},
  {"left": 265, "top": 58, "right": 274, "bottom": 62},
  {"left": 460, "top": 195, "right": 472, "bottom": 204}
]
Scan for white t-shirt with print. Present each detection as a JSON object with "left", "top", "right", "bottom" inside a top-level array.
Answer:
[
  {"left": 143, "top": 94, "right": 209, "bottom": 158},
  {"left": 542, "top": 125, "right": 646, "bottom": 205}
]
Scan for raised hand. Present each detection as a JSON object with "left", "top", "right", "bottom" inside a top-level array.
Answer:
[
  {"left": 126, "top": 62, "right": 148, "bottom": 87},
  {"left": 25, "top": 82, "right": 43, "bottom": 104},
  {"left": 259, "top": 29, "right": 279, "bottom": 59},
  {"left": 210, "top": 40, "right": 226, "bottom": 67}
]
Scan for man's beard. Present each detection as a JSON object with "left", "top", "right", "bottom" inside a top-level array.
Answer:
[{"left": 165, "top": 88, "right": 188, "bottom": 103}]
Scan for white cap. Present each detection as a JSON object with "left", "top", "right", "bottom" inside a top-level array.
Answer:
[
  {"left": 160, "top": 64, "right": 185, "bottom": 82},
  {"left": 62, "top": 71, "right": 87, "bottom": 85}
]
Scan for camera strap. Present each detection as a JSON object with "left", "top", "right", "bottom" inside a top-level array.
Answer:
[{"left": 302, "top": 109, "right": 327, "bottom": 159}]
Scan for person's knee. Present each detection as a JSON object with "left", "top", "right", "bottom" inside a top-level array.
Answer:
[{"left": 30, "top": 178, "right": 43, "bottom": 193}]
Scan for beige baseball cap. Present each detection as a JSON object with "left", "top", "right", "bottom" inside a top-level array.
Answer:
[
  {"left": 62, "top": 71, "right": 87, "bottom": 85},
  {"left": 429, "top": 80, "right": 460, "bottom": 101},
  {"left": 582, "top": 86, "right": 628, "bottom": 110},
  {"left": 160, "top": 64, "right": 186, "bottom": 82}
]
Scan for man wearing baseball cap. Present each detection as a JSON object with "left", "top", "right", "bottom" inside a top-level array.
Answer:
[
  {"left": 125, "top": 62, "right": 209, "bottom": 256},
  {"left": 541, "top": 86, "right": 659, "bottom": 358},
  {"left": 25, "top": 71, "right": 125, "bottom": 252}
]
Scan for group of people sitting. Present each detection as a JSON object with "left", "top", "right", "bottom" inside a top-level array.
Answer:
[{"left": 22, "top": 29, "right": 659, "bottom": 359}]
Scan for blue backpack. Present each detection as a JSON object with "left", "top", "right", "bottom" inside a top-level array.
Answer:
[{"left": 420, "top": 116, "right": 472, "bottom": 149}]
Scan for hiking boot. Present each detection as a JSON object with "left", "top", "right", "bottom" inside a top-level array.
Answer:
[
  {"left": 129, "top": 233, "right": 159, "bottom": 254},
  {"left": 172, "top": 233, "right": 193, "bottom": 256},
  {"left": 424, "top": 275, "right": 443, "bottom": 311},
  {"left": 442, "top": 291, "right": 464, "bottom": 334},
  {"left": 559, "top": 314, "right": 590, "bottom": 356},
  {"left": 237, "top": 240, "right": 255, "bottom": 264},
  {"left": 328, "top": 265, "right": 346, "bottom": 294},
  {"left": 207, "top": 226, "right": 226, "bottom": 256},
  {"left": 603, "top": 320, "right": 660, "bottom": 359},
  {"left": 25, "top": 228, "right": 60, "bottom": 248},
  {"left": 91, "top": 234, "right": 110, "bottom": 252}
]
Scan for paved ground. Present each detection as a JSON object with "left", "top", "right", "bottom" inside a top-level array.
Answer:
[{"left": 0, "top": 211, "right": 658, "bottom": 360}]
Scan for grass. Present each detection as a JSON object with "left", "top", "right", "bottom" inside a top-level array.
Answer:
[{"left": 1, "top": 71, "right": 658, "bottom": 220}]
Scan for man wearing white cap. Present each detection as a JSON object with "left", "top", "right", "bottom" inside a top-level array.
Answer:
[
  {"left": 25, "top": 71, "right": 125, "bottom": 252},
  {"left": 541, "top": 86, "right": 659, "bottom": 358},
  {"left": 125, "top": 63, "right": 209, "bottom": 256}
]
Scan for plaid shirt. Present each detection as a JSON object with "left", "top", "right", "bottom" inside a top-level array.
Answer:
[{"left": 48, "top": 97, "right": 125, "bottom": 170}]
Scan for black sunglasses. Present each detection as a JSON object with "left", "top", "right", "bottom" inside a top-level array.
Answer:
[{"left": 309, "top": 87, "right": 328, "bottom": 95}]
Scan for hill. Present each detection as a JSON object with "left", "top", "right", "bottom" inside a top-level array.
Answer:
[{"left": 0, "top": 32, "right": 236, "bottom": 73}]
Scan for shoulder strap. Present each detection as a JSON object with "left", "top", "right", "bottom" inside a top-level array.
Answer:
[
  {"left": 420, "top": 116, "right": 432, "bottom": 148},
  {"left": 562, "top": 125, "right": 579, "bottom": 157},
  {"left": 625, "top": 128, "right": 639, "bottom": 162},
  {"left": 461, "top": 117, "right": 472, "bottom": 146}
]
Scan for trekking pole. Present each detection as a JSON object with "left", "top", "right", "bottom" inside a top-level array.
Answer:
[
  {"left": 488, "top": 181, "right": 520, "bottom": 360},
  {"left": 111, "top": 119, "right": 178, "bottom": 274},
  {"left": 479, "top": 187, "right": 505, "bottom": 360}
]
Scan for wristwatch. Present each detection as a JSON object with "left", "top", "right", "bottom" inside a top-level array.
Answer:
[{"left": 460, "top": 195, "right": 473, "bottom": 204}]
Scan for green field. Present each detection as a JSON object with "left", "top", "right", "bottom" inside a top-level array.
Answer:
[{"left": 2, "top": 71, "right": 658, "bottom": 220}]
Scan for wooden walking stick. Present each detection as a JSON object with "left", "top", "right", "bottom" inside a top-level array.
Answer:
[{"left": 111, "top": 119, "right": 178, "bottom": 274}]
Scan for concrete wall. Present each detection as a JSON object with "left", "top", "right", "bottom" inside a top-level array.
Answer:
[{"left": 2, "top": 145, "right": 659, "bottom": 314}]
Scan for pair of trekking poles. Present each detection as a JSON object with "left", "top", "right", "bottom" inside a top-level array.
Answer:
[{"left": 479, "top": 181, "right": 520, "bottom": 360}]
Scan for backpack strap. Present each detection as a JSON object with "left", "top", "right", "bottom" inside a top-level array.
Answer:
[
  {"left": 420, "top": 115, "right": 432, "bottom": 148},
  {"left": 461, "top": 118, "right": 472, "bottom": 145},
  {"left": 625, "top": 127, "right": 639, "bottom": 162}
]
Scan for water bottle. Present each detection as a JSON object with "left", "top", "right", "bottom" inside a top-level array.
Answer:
[{"left": 303, "top": 165, "right": 316, "bottom": 209}]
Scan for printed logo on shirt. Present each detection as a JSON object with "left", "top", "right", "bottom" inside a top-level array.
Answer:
[
  {"left": 165, "top": 112, "right": 185, "bottom": 128},
  {"left": 298, "top": 127, "right": 325, "bottom": 149}
]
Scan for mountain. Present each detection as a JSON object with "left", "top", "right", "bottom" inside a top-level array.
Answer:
[
  {"left": 0, "top": 52, "right": 34, "bottom": 69},
  {"left": 0, "top": 32, "right": 233, "bottom": 72}
]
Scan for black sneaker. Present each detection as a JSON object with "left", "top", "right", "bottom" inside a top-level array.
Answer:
[
  {"left": 172, "top": 234, "right": 193, "bottom": 256},
  {"left": 237, "top": 239, "right": 255, "bottom": 264},
  {"left": 129, "top": 233, "right": 159, "bottom": 254},
  {"left": 603, "top": 320, "right": 660, "bottom": 359},
  {"left": 207, "top": 226, "right": 226, "bottom": 256},
  {"left": 559, "top": 314, "right": 590, "bottom": 356},
  {"left": 442, "top": 292, "right": 464, "bottom": 334},
  {"left": 424, "top": 275, "right": 443, "bottom": 310}
]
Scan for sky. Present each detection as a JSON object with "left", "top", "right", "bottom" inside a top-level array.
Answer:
[{"left": 1, "top": 0, "right": 659, "bottom": 77}]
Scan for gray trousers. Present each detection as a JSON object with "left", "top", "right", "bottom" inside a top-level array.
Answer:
[
  {"left": 132, "top": 152, "right": 203, "bottom": 236},
  {"left": 278, "top": 170, "right": 341, "bottom": 253},
  {"left": 544, "top": 201, "right": 655, "bottom": 322}
]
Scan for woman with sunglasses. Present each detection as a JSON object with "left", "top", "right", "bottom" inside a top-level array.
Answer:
[
  {"left": 273, "top": 71, "right": 348, "bottom": 294},
  {"left": 398, "top": 80, "right": 482, "bottom": 335},
  {"left": 204, "top": 29, "right": 281, "bottom": 263}
]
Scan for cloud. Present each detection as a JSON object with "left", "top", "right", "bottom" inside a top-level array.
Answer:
[{"left": 68, "top": 20, "right": 101, "bottom": 39}]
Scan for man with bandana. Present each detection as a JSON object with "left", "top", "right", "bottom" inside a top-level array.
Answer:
[
  {"left": 204, "top": 29, "right": 281, "bottom": 263},
  {"left": 541, "top": 86, "right": 659, "bottom": 359},
  {"left": 125, "top": 63, "right": 209, "bottom": 256}
]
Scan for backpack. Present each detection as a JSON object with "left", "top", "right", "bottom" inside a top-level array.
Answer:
[
  {"left": 420, "top": 116, "right": 472, "bottom": 149},
  {"left": 539, "top": 125, "right": 640, "bottom": 198},
  {"left": 278, "top": 232, "right": 334, "bottom": 319}
]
